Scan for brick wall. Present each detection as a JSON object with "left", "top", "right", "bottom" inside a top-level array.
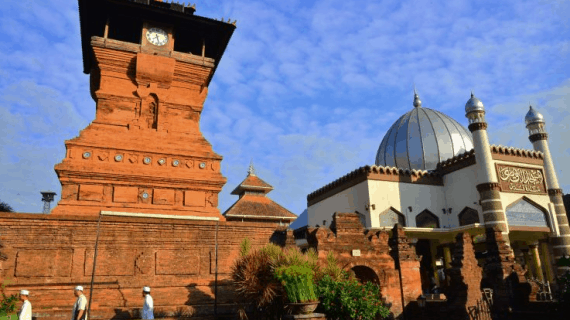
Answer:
[
  {"left": 446, "top": 232, "right": 482, "bottom": 318},
  {"left": 0, "top": 213, "right": 282, "bottom": 320}
]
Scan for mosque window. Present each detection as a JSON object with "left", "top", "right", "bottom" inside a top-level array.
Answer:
[
  {"left": 458, "top": 207, "right": 480, "bottom": 226},
  {"left": 379, "top": 207, "right": 406, "bottom": 227},
  {"left": 416, "top": 210, "right": 440, "bottom": 228}
]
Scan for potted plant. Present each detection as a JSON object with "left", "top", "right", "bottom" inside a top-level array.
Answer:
[{"left": 275, "top": 265, "right": 319, "bottom": 315}]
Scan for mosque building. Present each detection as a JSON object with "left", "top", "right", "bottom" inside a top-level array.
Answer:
[
  {"left": 305, "top": 91, "right": 570, "bottom": 291},
  {"left": 1, "top": 0, "right": 569, "bottom": 318}
]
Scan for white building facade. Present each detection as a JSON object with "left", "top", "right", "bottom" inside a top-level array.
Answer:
[{"left": 306, "top": 92, "right": 570, "bottom": 291}]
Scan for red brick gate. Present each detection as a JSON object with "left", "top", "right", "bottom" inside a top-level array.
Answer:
[{"left": 294, "top": 212, "right": 422, "bottom": 317}]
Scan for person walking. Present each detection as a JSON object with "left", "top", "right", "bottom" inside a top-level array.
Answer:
[
  {"left": 18, "top": 290, "right": 32, "bottom": 320},
  {"left": 142, "top": 286, "right": 154, "bottom": 320},
  {"left": 71, "top": 286, "right": 87, "bottom": 320}
]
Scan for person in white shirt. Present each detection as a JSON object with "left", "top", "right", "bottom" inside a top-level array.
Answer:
[
  {"left": 71, "top": 286, "right": 87, "bottom": 320},
  {"left": 141, "top": 286, "right": 154, "bottom": 320},
  {"left": 18, "top": 290, "right": 32, "bottom": 320}
]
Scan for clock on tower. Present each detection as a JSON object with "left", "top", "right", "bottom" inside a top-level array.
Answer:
[{"left": 53, "top": 0, "right": 236, "bottom": 219}]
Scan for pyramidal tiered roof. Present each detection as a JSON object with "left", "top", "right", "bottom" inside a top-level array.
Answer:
[{"left": 223, "top": 163, "right": 297, "bottom": 223}]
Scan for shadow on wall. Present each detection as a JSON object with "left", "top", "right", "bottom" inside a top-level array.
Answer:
[
  {"left": 110, "top": 308, "right": 132, "bottom": 320},
  {"left": 182, "top": 282, "right": 218, "bottom": 318},
  {"left": 107, "top": 282, "right": 223, "bottom": 320}
]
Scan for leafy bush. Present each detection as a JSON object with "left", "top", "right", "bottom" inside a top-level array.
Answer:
[
  {"left": 317, "top": 251, "right": 350, "bottom": 282},
  {"left": 0, "top": 293, "right": 18, "bottom": 317},
  {"left": 231, "top": 241, "right": 320, "bottom": 319},
  {"left": 274, "top": 265, "right": 317, "bottom": 303},
  {"left": 231, "top": 239, "right": 391, "bottom": 320},
  {"left": 317, "top": 274, "right": 390, "bottom": 320}
]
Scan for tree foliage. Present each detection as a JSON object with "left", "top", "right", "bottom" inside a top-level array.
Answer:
[{"left": 0, "top": 200, "right": 13, "bottom": 212}]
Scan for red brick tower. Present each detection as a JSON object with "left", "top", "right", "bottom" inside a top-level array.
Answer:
[{"left": 52, "top": 0, "right": 235, "bottom": 219}]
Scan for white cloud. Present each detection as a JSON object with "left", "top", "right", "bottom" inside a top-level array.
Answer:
[{"left": 1, "top": 0, "right": 570, "bottom": 217}]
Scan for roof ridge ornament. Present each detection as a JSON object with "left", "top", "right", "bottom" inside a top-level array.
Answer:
[{"left": 248, "top": 159, "right": 256, "bottom": 176}]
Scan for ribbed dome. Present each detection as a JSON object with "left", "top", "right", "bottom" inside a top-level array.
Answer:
[{"left": 376, "top": 101, "right": 474, "bottom": 171}]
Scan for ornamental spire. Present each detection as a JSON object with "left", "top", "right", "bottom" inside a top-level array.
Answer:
[
  {"left": 413, "top": 86, "right": 422, "bottom": 108},
  {"left": 248, "top": 159, "right": 256, "bottom": 176}
]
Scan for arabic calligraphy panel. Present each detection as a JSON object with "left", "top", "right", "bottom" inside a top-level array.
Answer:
[{"left": 495, "top": 164, "right": 546, "bottom": 194}]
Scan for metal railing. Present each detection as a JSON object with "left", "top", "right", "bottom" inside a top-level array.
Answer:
[{"left": 467, "top": 289, "right": 493, "bottom": 320}]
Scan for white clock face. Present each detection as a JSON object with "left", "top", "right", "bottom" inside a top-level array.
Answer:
[{"left": 146, "top": 27, "right": 168, "bottom": 46}]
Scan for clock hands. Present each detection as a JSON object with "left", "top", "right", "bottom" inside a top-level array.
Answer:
[{"left": 147, "top": 28, "right": 167, "bottom": 46}]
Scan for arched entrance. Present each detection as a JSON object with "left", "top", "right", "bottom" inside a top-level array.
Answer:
[{"left": 351, "top": 266, "right": 380, "bottom": 285}]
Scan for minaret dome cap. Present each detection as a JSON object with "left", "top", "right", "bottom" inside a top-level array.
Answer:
[
  {"left": 525, "top": 105, "right": 545, "bottom": 126},
  {"left": 465, "top": 92, "right": 485, "bottom": 114}
]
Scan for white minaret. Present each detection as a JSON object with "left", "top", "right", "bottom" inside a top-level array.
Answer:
[
  {"left": 525, "top": 106, "right": 570, "bottom": 273},
  {"left": 465, "top": 93, "right": 510, "bottom": 244},
  {"left": 525, "top": 106, "right": 559, "bottom": 189}
]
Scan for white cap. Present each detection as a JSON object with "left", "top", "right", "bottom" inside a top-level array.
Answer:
[
  {"left": 75, "top": 286, "right": 84, "bottom": 291},
  {"left": 143, "top": 286, "right": 151, "bottom": 293},
  {"left": 20, "top": 290, "right": 29, "bottom": 295}
]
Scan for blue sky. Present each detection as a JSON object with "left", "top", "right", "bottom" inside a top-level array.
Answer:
[{"left": 1, "top": 0, "right": 569, "bottom": 216}]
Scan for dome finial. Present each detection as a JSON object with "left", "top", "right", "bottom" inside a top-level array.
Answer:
[
  {"left": 465, "top": 91, "right": 484, "bottom": 114},
  {"left": 413, "top": 85, "right": 422, "bottom": 108},
  {"left": 248, "top": 159, "right": 256, "bottom": 176},
  {"left": 525, "top": 105, "right": 544, "bottom": 126}
]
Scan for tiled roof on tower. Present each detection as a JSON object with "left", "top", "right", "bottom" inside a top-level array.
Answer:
[
  {"left": 224, "top": 163, "right": 297, "bottom": 224},
  {"left": 230, "top": 169, "right": 274, "bottom": 196}
]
